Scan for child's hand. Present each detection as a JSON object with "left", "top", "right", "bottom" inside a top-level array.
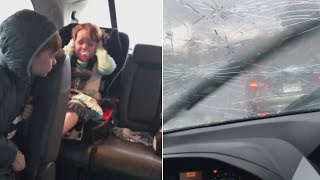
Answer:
[
  {"left": 21, "top": 97, "right": 33, "bottom": 120},
  {"left": 63, "top": 39, "right": 74, "bottom": 56},
  {"left": 55, "top": 48, "right": 66, "bottom": 62},
  {"left": 96, "top": 41, "right": 104, "bottom": 52},
  {"left": 12, "top": 149, "right": 25, "bottom": 172},
  {"left": 100, "top": 28, "right": 110, "bottom": 40}
]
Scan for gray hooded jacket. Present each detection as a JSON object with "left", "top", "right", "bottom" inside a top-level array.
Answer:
[{"left": 0, "top": 9, "right": 57, "bottom": 169}]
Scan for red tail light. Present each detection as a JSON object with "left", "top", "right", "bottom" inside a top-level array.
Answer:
[
  {"left": 258, "top": 112, "right": 269, "bottom": 116},
  {"left": 249, "top": 80, "right": 270, "bottom": 89},
  {"left": 249, "top": 80, "right": 258, "bottom": 88}
]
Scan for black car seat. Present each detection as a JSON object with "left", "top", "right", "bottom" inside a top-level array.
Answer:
[
  {"left": 100, "top": 28, "right": 130, "bottom": 98},
  {"left": 90, "top": 44, "right": 162, "bottom": 180},
  {"left": 116, "top": 44, "right": 162, "bottom": 132},
  {"left": 56, "top": 24, "right": 130, "bottom": 178},
  {"left": 21, "top": 52, "right": 71, "bottom": 180},
  {"left": 59, "top": 23, "right": 129, "bottom": 98}
]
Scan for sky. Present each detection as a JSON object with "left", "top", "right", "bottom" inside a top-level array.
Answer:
[
  {"left": 0, "top": 0, "right": 162, "bottom": 48},
  {"left": 0, "top": 1, "right": 34, "bottom": 24},
  {"left": 80, "top": 0, "right": 162, "bottom": 48}
]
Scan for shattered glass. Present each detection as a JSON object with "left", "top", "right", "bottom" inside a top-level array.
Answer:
[{"left": 163, "top": 0, "right": 320, "bottom": 130}]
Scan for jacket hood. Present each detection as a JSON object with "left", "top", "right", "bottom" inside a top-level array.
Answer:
[
  {"left": 64, "top": 40, "right": 116, "bottom": 76},
  {"left": 0, "top": 9, "right": 58, "bottom": 83}
]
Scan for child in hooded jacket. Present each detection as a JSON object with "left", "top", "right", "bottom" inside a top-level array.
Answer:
[{"left": 0, "top": 9, "right": 61, "bottom": 177}]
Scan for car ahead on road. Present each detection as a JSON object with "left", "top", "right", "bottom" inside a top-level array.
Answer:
[
  {"left": 0, "top": 0, "right": 162, "bottom": 180},
  {"left": 246, "top": 67, "right": 320, "bottom": 117}
]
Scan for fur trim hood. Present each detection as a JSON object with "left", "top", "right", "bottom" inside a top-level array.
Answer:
[{"left": 63, "top": 40, "right": 116, "bottom": 75}]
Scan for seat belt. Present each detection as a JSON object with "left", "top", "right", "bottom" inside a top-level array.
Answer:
[{"left": 108, "top": 0, "right": 118, "bottom": 28}]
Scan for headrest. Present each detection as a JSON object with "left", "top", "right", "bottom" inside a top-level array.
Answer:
[
  {"left": 100, "top": 28, "right": 122, "bottom": 62},
  {"left": 59, "top": 23, "right": 77, "bottom": 47},
  {"left": 132, "top": 44, "right": 162, "bottom": 65}
]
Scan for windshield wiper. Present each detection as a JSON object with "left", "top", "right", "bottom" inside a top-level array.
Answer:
[
  {"left": 163, "top": 20, "right": 320, "bottom": 124},
  {"left": 285, "top": 87, "right": 320, "bottom": 111}
]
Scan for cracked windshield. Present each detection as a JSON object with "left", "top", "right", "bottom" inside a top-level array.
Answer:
[{"left": 163, "top": 0, "right": 320, "bottom": 130}]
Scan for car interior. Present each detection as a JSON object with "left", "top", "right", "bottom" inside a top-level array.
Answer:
[
  {"left": 5, "top": 0, "right": 162, "bottom": 180},
  {"left": 164, "top": 111, "right": 320, "bottom": 180},
  {"left": 163, "top": 2, "right": 320, "bottom": 180},
  {"left": 57, "top": 30, "right": 162, "bottom": 179},
  {"left": 19, "top": 47, "right": 71, "bottom": 180}
]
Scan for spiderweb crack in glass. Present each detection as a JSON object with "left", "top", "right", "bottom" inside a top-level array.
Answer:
[{"left": 164, "top": 0, "right": 320, "bottom": 130}]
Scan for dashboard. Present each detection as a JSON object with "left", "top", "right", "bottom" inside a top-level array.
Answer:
[
  {"left": 164, "top": 158, "right": 261, "bottom": 180},
  {"left": 164, "top": 111, "right": 320, "bottom": 180}
]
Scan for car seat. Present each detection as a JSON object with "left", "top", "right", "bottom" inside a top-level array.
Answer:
[
  {"left": 59, "top": 23, "right": 129, "bottom": 99},
  {"left": 57, "top": 23, "right": 130, "bottom": 179},
  {"left": 58, "top": 43, "right": 162, "bottom": 180},
  {"left": 21, "top": 52, "right": 71, "bottom": 180},
  {"left": 90, "top": 44, "right": 162, "bottom": 180}
]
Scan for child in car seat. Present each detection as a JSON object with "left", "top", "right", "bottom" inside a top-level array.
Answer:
[{"left": 62, "top": 23, "right": 116, "bottom": 139}]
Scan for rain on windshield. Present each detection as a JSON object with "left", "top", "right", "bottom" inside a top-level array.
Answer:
[{"left": 163, "top": 0, "right": 320, "bottom": 130}]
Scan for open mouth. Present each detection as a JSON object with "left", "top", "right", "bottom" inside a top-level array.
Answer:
[{"left": 80, "top": 51, "right": 89, "bottom": 57}]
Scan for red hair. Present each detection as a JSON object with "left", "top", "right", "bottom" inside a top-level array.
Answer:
[{"left": 72, "top": 23, "right": 102, "bottom": 43}]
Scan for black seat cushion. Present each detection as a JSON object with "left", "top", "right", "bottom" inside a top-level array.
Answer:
[
  {"left": 22, "top": 54, "right": 71, "bottom": 180},
  {"left": 117, "top": 44, "right": 162, "bottom": 132},
  {"left": 92, "top": 135, "right": 162, "bottom": 180}
]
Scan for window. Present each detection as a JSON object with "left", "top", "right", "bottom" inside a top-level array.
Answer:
[
  {"left": 163, "top": 0, "right": 320, "bottom": 130},
  {"left": 0, "top": 0, "right": 34, "bottom": 24},
  {"left": 116, "top": 0, "right": 162, "bottom": 48},
  {"left": 77, "top": 0, "right": 162, "bottom": 49},
  {"left": 76, "top": 0, "right": 111, "bottom": 28}
]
